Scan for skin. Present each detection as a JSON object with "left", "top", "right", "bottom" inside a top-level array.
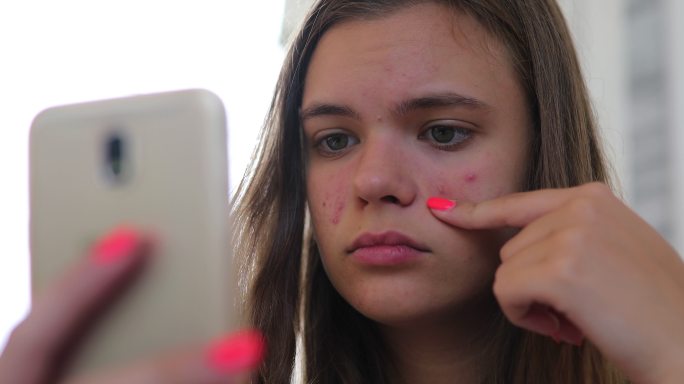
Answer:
[
  {"left": 2, "top": 3, "right": 683, "bottom": 384},
  {"left": 303, "top": 3, "right": 684, "bottom": 384},
  {"left": 432, "top": 185, "right": 684, "bottom": 384},
  {"left": 303, "top": 4, "right": 530, "bottom": 383},
  {"left": 0, "top": 230, "right": 260, "bottom": 384}
]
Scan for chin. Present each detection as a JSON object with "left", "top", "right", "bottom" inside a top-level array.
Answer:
[{"left": 334, "top": 273, "right": 495, "bottom": 328}]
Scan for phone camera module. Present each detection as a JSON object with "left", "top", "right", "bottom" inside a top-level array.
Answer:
[{"left": 104, "top": 132, "right": 129, "bottom": 184}]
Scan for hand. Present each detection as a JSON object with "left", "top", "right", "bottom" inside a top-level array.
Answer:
[
  {"left": 428, "top": 183, "right": 684, "bottom": 384},
  {"left": 0, "top": 227, "right": 264, "bottom": 384}
]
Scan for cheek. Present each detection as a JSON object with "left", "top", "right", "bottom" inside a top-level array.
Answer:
[
  {"left": 308, "top": 167, "right": 350, "bottom": 226},
  {"left": 331, "top": 198, "right": 345, "bottom": 225},
  {"left": 465, "top": 172, "right": 477, "bottom": 183},
  {"left": 433, "top": 172, "right": 481, "bottom": 202},
  {"left": 432, "top": 155, "right": 521, "bottom": 203}
]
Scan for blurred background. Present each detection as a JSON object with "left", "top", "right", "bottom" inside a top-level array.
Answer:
[{"left": 1, "top": 0, "right": 682, "bottom": 350}]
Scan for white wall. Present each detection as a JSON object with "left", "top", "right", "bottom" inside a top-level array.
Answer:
[
  {"left": 558, "top": 0, "right": 629, "bottom": 196},
  {"left": 665, "top": 0, "right": 684, "bottom": 253}
]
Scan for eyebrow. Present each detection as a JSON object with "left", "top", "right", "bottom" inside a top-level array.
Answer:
[
  {"left": 300, "top": 92, "right": 488, "bottom": 122},
  {"left": 300, "top": 104, "right": 360, "bottom": 122},
  {"left": 394, "top": 92, "right": 488, "bottom": 116}
]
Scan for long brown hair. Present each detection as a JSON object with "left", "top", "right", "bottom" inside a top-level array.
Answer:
[{"left": 232, "top": 1, "right": 625, "bottom": 383}]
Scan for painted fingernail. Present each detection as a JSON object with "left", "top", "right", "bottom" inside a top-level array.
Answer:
[
  {"left": 91, "top": 226, "right": 141, "bottom": 265},
  {"left": 564, "top": 333, "right": 585, "bottom": 347},
  {"left": 427, "top": 197, "right": 456, "bottom": 211},
  {"left": 206, "top": 329, "right": 266, "bottom": 374}
]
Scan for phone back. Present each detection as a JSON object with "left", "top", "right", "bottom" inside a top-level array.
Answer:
[{"left": 29, "top": 89, "right": 235, "bottom": 375}]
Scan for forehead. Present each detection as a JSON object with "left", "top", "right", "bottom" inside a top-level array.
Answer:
[{"left": 302, "top": 3, "right": 520, "bottom": 110}]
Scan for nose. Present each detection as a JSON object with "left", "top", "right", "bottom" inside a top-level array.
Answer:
[{"left": 352, "top": 136, "right": 417, "bottom": 207}]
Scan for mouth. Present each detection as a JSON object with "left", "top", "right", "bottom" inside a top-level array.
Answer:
[{"left": 347, "top": 231, "right": 431, "bottom": 266}]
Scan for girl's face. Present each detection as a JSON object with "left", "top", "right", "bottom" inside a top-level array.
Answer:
[{"left": 302, "top": 3, "right": 531, "bottom": 326}]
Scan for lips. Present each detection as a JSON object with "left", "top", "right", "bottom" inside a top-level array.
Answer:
[{"left": 347, "top": 231, "right": 430, "bottom": 266}]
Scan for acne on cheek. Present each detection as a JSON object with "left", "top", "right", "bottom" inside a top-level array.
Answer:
[
  {"left": 332, "top": 200, "right": 345, "bottom": 225},
  {"left": 465, "top": 173, "right": 477, "bottom": 183},
  {"left": 314, "top": 163, "right": 354, "bottom": 226},
  {"left": 320, "top": 191, "right": 346, "bottom": 225},
  {"left": 433, "top": 171, "right": 482, "bottom": 202}
]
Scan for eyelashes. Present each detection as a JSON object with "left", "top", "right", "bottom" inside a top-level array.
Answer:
[
  {"left": 310, "top": 120, "right": 473, "bottom": 157},
  {"left": 312, "top": 130, "right": 360, "bottom": 157},
  {"left": 418, "top": 121, "right": 472, "bottom": 151}
]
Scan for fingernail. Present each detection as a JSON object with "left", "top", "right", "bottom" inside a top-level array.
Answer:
[
  {"left": 427, "top": 197, "right": 456, "bottom": 211},
  {"left": 544, "top": 310, "right": 561, "bottom": 334},
  {"left": 563, "top": 333, "right": 585, "bottom": 347},
  {"left": 206, "top": 329, "right": 266, "bottom": 374},
  {"left": 91, "top": 226, "right": 142, "bottom": 265}
]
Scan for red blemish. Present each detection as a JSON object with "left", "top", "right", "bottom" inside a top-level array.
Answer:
[
  {"left": 465, "top": 173, "right": 477, "bottom": 182},
  {"left": 332, "top": 201, "right": 345, "bottom": 225},
  {"left": 437, "top": 184, "right": 448, "bottom": 196}
]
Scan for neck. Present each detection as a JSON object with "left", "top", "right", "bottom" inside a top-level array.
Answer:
[{"left": 379, "top": 297, "right": 501, "bottom": 384}]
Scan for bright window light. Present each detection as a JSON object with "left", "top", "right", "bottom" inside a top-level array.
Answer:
[{"left": 0, "top": 0, "right": 286, "bottom": 349}]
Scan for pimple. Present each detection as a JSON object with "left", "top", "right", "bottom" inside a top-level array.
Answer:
[{"left": 465, "top": 173, "right": 477, "bottom": 182}]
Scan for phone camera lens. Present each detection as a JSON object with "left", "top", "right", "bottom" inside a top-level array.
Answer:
[{"left": 104, "top": 133, "right": 128, "bottom": 183}]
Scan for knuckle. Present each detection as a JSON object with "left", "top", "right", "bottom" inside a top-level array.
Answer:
[
  {"left": 499, "top": 242, "right": 514, "bottom": 260},
  {"left": 581, "top": 181, "right": 611, "bottom": 200},
  {"left": 492, "top": 266, "right": 510, "bottom": 299},
  {"left": 567, "top": 197, "right": 600, "bottom": 222},
  {"left": 548, "top": 253, "right": 579, "bottom": 283},
  {"left": 547, "top": 235, "right": 585, "bottom": 281},
  {"left": 554, "top": 226, "right": 589, "bottom": 250}
]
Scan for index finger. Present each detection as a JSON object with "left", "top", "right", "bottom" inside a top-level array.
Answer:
[{"left": 427, "top": 185, "right": 588, "bottom": 230}]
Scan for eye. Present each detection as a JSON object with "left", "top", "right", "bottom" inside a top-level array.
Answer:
[
  {"left": 420, "top": 121, "right": 472, "bottom": 150},
  {"left": 314, "top": 131, "right": 359, "bottom": 156},
  {"left": 324, "top": 134, "right": 349, "bottom": 151},
  {"left": 431, "top": 125, "right": 457, "bottom": 143}
]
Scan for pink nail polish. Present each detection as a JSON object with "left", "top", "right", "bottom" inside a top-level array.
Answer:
[
  {"left": 206, "top": 329, "right": 266, "bottom": 374},
  {"left": 91, "top": 226, "right": 141, "bottom": 265},
  {"left": 427, "top": 197, "right": 456, "bottom": 211}
]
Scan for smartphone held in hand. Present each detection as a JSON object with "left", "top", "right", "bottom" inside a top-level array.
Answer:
[{"left": 29, "top": 89, "right": 236, "bottom": 375}]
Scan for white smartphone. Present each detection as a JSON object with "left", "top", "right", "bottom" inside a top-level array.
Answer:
[{"left": 29, "top": 89, "right": 237, "bottom": 375}]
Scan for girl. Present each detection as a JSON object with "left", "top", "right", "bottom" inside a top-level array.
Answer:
[{"left": 2, "top": 1, "right": 683, "bottom": 383}]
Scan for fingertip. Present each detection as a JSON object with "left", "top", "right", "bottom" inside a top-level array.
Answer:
[
  {"left": 519, "top": 305, "right": 585, "bottom": 347},
  {"left": 427, "top": 197, "right": 457, "bottom": 211},
  {"left": 518, "top": 304, "right": 561, "bottom": 338},
  {"left": 205, "top": 329, "right": 266, "bottom": 375},
  {"left": 90, "top": 226, "right": 150, "bottom": 265}
]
